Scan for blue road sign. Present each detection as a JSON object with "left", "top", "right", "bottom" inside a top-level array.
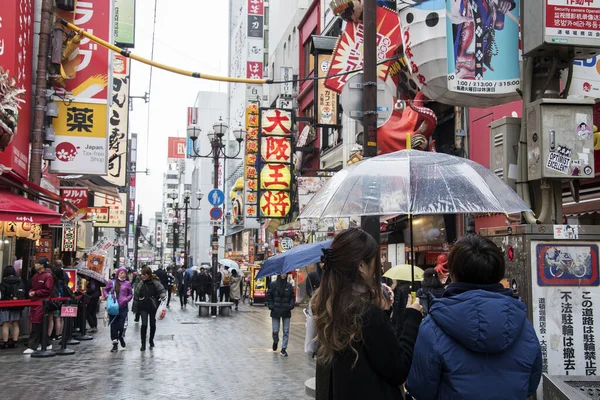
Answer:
[
  {"left": 210, "top": 207, "right": 223, "bottom": 220},
  {"left": 208, "top": 189, "right": 225, "bottom": 206}
]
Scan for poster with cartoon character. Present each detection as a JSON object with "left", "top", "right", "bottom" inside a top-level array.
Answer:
[{"left": 446, "top": 0, "right": 521, "bottom": 94}]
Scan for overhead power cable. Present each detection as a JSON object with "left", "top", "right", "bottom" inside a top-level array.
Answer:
[{"left": 59, "top": 18, "right": 405, "bottom": 86}]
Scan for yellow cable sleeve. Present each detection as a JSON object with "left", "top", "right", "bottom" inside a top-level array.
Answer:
[{"left": 60, "top": 19, "right": 269, "bottom": 85}]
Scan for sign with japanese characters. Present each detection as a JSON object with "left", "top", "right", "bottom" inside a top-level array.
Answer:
[
  {"left": 0, "top": 0, "right": 34, "bottom": 178},
  {"left": 61, "top": 187, "right": 89, "bottom": 219},
  {"left": 114, "top": 0, "right": 136, "bottom": 48},
  {"left": 247, "top": 61, "right": 264, "bottom": 79},
  {"left": 531, "top": 241, "right": 599, "bottom": 379},
  {"left": 257, "top": 108, "right": 294, "bottom": 218},
  {"left": 107, "top": 55, "right": 130, "bottom": 187},
  {"left": 247, "top": 15, "right": 264, "bottom": 38},
  {"left": 244, "top": 102, "right": 260, "bottom": 219},
  {"left": 317, "top": 54, "right": 338, "bottom": 126},
  {"left": 93, "top": 192, "right": 127, "bottom": 228},
  {"left": 59, "top": 0, "right": 111, "bottom": 103},
  {"left": 248, "top": 0, "right": 264, "bottom": 15},
  {"left": 87, "top": 207, "right": 110, "bottom": 223},
  {"left": 445, "top": 0, "right": 521, "bottom": 95},
  {"left": 325, "top": 6, "right": 401, "bottom": 93},
  {"left": 50, "top": 102, "right": 108, "bottom": 174},
  {"left": 62, "top": 225, "right": 77, "bottom": 252},
  {"left": 545, "top": 0, "right": 600, "bottom": 43}
]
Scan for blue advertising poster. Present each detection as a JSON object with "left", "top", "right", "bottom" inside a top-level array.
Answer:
[{"left": 446, "top": 0, "right": 521, "bottom": 95}]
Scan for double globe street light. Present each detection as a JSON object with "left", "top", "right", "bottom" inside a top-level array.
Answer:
[
  {"left": 168, "top": 189, "right": 203, "bottom": 269},
  {"left": 187, "top": 117, "right": 245, "bottom": 315}
]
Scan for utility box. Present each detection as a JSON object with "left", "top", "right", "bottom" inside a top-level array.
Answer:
[
  {"left": 481, "top": 225, "right": 600, "bottom": 399},
  {"left": 526, "top": 98, "right": 595, "bottom": 180},
  {"left": 523, "top": 0, "right": 600, "bottom": 59},
  {"left": 490, "top": 117, "right": 521, "bottom": 191}
]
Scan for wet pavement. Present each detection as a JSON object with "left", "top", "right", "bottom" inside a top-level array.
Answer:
[{"left": 0, "top": 299, "right": 316, "bottom": 400}]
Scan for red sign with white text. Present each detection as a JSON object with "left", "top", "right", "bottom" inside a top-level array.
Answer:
[
  {"left": 60, "top": 1, "right": 111, "bottom": 103},
  {"left": 0, "top": 0, "right": 34, "bottom": 178},
  {"left": 248, "top": 0, "right": 264, "bottom": 15},
  {"left": 61, "top": 187, "right": 89, "bottom": 218},
  {"left": 247, "top": 62, "right": 264, "bottom": 79},
  {"left": 167, "top": 137, "right": 187, "bottom": 159}
]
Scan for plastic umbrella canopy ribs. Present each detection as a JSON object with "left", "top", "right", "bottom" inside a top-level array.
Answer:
[{"left": 299, "top": 150, "right": 531, "bottom": 219}]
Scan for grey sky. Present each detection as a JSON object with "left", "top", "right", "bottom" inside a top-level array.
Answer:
[{"left": 129, "top": 0, "right": 229, "bottom": 223}]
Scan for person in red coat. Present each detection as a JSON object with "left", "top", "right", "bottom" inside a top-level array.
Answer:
[{"left": 23, "top": 257, "right": 55, "bottom": 354}]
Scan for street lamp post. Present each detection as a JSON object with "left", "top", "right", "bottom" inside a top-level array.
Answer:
[
  {"left": 168, "top": 191, "right": 179, "bottom": 267},
  {"left": 187, "top": 117, "right": 245, "bottom": 315},
  {"left": 181, "top": 189, "right": 204, "bottom": 269}
]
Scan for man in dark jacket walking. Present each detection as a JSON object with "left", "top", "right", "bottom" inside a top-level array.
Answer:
[
  {"left": 407, "top": 235, "right": 542, "bottom": 399},
  {"left": 266, "top": 274, "right": 295, "bottom": 357},
  {"left": 154, "top": 265, "right": 168, "bottom": 293},
  {"left": 176, "top": 266, "right": 190, "bottom": 308},
  {"left": 198, "top": 267, "right": 210, "bottom": 302}
]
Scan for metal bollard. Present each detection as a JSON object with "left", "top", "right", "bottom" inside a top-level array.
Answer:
[
  {"left": 73, "top": 294, "right": 92, "bottom": 341},
  {"left": 55, "top": 300, "right": 75, "bottom": 356}
]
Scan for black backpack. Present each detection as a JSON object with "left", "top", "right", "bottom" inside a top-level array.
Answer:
[{"left": 0, "top": 279, "right": 25, "bottom": 311}]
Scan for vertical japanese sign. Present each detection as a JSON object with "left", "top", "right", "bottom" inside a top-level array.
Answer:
[
  {"left": 94, "top": 193, "right": 127, "bottom": 228},
  {"left": 51, "top": 0, "right": 111, "bottom": 175},
  {"left": 317, "top": 54, "right": 338, "bottom": 126},
  {"left": 61, "top": 187, "right": 89, "bottom": 219},
  {"left": 531, "top": 241, "right": 599, "bottom": 377},
  {"left": 62, "top": 225, "right": 78, "bottom": 252},
  {"left": 325, "top": 6, "right": 401, "bottom": 93},
  {"left": 257, "top": 108, "right": 294, "bottom": 219},
  {"left": 247, "top": 0, "right": 264, "bottom": 38},
  {"left": 244, "top": 103, "right": 260, "bottom": 219},
  {"left": 127, "top": 133, "right": 137, "bottom": 263},
  {"left": 446, "top": 0, "right": 521, "bottom": 94},
  {"left": 107, "top": 55, "right": 130, "bottom": 187},
  {"left": 186, "top": 107, "right": 197, "bottom": 158},
  {"left": 280, "top": 67, "right": 293, "bottom": 96},
  {"left": 114, "top": 0, "right": 136, "bottom": 48},
  {"left": 0, "top": 0, "right": 34, "bottom": 178}
]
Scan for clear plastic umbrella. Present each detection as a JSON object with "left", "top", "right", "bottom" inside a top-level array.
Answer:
[
  {"left": 299, "top": 149, "right": 531, "bottom": 219},
  {"left": 299, "top": 150, "right": 531, "bottom": 287}
]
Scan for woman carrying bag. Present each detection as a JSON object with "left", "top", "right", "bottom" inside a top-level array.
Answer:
[
  {"left": 103, "top": 267, "right": 133, "bottom": 353},
  {"left": 134, "top": 266, "right": 167, "bottom": 351}
]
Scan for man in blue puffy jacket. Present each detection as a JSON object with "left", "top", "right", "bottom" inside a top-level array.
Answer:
[{"left": 407, "top": 234, "right": 542, "bottom": 400}]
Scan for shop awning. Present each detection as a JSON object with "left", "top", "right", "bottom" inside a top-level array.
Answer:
[
  {"left": 0, "top": 167, "right": 78, "bottom": 213},
  {"left": 0, "top": 191, "right": 62, "bottom": 224}
]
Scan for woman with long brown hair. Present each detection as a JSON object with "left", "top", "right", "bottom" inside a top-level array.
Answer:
[{"left": 312, "top": 228, "right": 423, "bottom": 400}]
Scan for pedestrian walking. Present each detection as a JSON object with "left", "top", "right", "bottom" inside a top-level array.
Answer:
[
  {"left": 23, "top": 258, "right": 55, "bottom": 354},
  {"left": 306, "top": 265, "right": 323, "bottom": 298},
  {"left": 177, "top": 266, "right": 190, "bottom": 308},
  {"left": 191, "top": 270, "right": 200, "bottom": 303},
  {"left": 416, "top": 267, "right": 445, "bottom": 316},
  {"left": 85, "top": 277, "right": 102, "bottom": 333},
  {"left": 219, "top": 265, "right": 231, "bottom": 302},
  {"left": 229, "top": 269, "right": 242, "bottom": 310},
  {"left": 166, "top": 267, "right": 175, "bottom": 308},
  {"left": 266, "top": 273, "right": 295, "bottom": 357},
  {"left": 406, "top": 234, "right": 542, "bottom": 400},
  {"left": 0, "top": 266, "right": 25, "bottom": 349},
  {"left": 311, "top": 228, "right": 423, "bottom": 400},
  {"left": 198, "top": 267, "right": 210, "bottom": 302},
  {"left": 103, "top": 267, "right": 133, "bottom": 353},
  {"left": 134, "top": 266, "right": 166, "bottom": 351}
]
